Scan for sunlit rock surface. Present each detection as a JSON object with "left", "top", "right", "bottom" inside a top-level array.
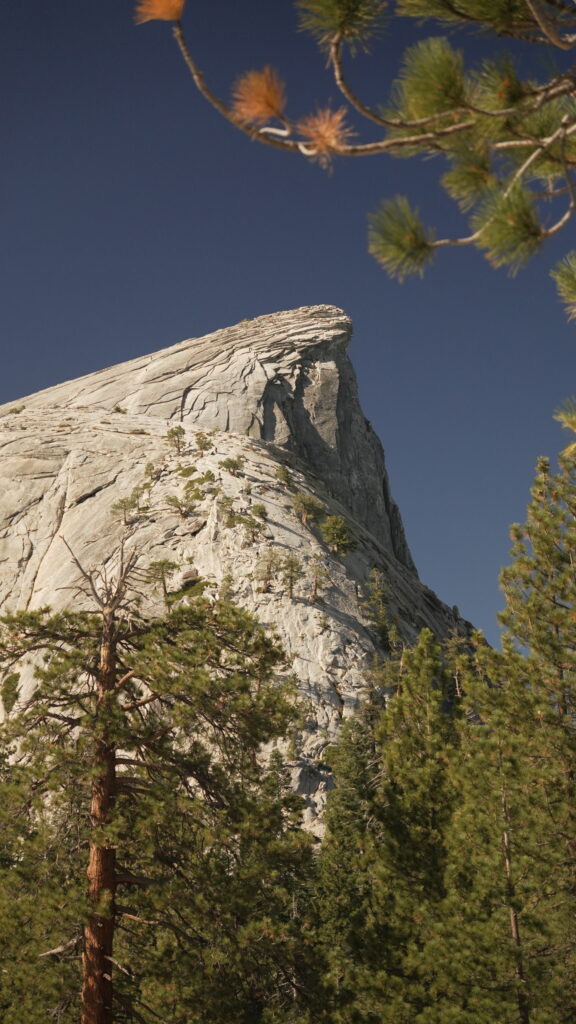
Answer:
[{"left": 0, "top": 305, "right": 468, "bottom": 828}]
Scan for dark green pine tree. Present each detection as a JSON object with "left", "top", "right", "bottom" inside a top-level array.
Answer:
[
  {"left": 315, "top": 629, "right": 462, "bottom": 1022},
  {"left": 426, "top": 640, "right": 541, "bottom": 1024},
  {"left": 0, "top": 547, "right": 316, "bottom": 1024},
  {"left": 424, "top": 452, "right": 576, "bottom": 1024}
]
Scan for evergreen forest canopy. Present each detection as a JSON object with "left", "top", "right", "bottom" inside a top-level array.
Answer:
[
  {"left": 1, "top": 448, "right": 576, "bottom": 1022},
  {"left": 134, "top": 0, "right": 576, "bottom": 319}
]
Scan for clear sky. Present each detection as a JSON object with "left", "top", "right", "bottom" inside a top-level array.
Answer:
[{"left": 2, "top": 1, "right": 574, "bottom": 644}]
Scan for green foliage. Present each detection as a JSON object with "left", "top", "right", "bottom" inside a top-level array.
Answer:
[
  {"left": 111, "top": 492, "right": 140, "bottom": 524},
  {"left": 220, "top": 496, "right": 265, "bottom": 543},
  {"left": 472, "top": 184, "right": 543, "bottom": 274},
  {"left": 441, "top": 144, "right": 495, "bottom": 211},
  {"left": 439, "top": 454, "right": 576, "bottom": 1018},
  {"left": 177, "top": 469, "right": 217, "bottom": 503},
  {"left": 309, "top": 554, "right": 330, "bottom": 603},
  {"left": 316, "top": 630, "right": 461, "bottom": 1021},
  {"left": 219, "top": 455, "right": 245, "bottom": 476},
  {"left": 297, "top": 0, "right": 386, "bottom": 52},
  {"left": 166, "top": 424, "right": 186, "bottom": 453},
  {"left": 551, "top": 250, "right": 576, "bottom": 322},
  {"left": 166, "top": 492, "right": 196, "bottom": 518},
  {"left": 292, "top": 491, "right": 325, "bottom": 525},
  {"left": 183, "top": 479, "right": 205, "bottom": 502},
  {"left": 275, "top": 464, "right": 294, "bottom": 488},
  {"left": 312, "top": 445, "right": 576, "bottom": 1021},
  {"left": 255, "top": 549, "right": 282, "bottom": 593},
  {"left": 130, "top": 483, "right": 147, "bottom": 510},
  {"left": 218, "top": 573, "right": 235, "bottom": 601},
  {"left": 195, "top": 430, "right": 214, "bottom": 452},
  {"left": 159, "top": 0, "right": 576, "bottom": 313},
  {"left": 472, "top": 55, "right": 529, "bottom": 115},
  {"left": 0, "top": 584, "right": 315, "bottom": 1022},
  {"left": 220, "top": 494, "right": 234, "bottom": 511},
  {"left": 240, "top": 514, "right": 266, "bottom": 544},
  {"left": 146, "top": 558, "right": 180, "bottom": 605},
  {"left": 320, "top": 514, "right": 356, "bottom": 554},
  {"left": 251, "top": 502, "right": 268, "bottom": 520},
  {"left": 362, "top": 567, "right": 391, "bottom": 649},
  {"left": 0, "top": 672, "right": 19, "bottom": 714},
  {"left": 388, "top": 37, "right": 467, "bottom": 121},
  {"left": 279, "top": 554, "right": 305, "bottom": 599},
  {"left": 368, "top": 196, "right": 436, "bottom": 280},
  {"left": 397, "top": 0, "right": 535, "bottom": 34}
]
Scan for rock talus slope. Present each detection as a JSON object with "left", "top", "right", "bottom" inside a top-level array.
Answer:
[{"left": 0, "top": 305, "right": 468, "bottom": 827}]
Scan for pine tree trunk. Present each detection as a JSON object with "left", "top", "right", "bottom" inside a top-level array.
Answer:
[
  {"left": 501, "top": 789, "right": 530, "bottom": 1024},
  {"left": 82, "top": 618, "right": 117, "bottom": 1024}
]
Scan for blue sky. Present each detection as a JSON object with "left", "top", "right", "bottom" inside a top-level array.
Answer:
[{"left": 2, "top": 1, "right": 574, "bottom": 643}]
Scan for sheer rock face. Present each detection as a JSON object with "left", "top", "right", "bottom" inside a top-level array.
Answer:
[
  {"left": 12, "top": 305, "right": 413, "bottom": 569},
  {"left": 0, "top": 305, "right": 467, "bottom": 829}
]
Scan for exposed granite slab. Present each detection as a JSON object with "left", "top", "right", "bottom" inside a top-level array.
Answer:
[{"left": 0, "top": 306, "right": 468, "bottom": 828}]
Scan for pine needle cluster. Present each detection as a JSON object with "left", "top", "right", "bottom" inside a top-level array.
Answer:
[
  {"left": 368, "top": 196, "right": 435, "bottom": 280},
  {"left": 134, "top": 0, "right": 185, "bottom": 24},
  {"left": 231, "top": 67, "right": 287, "bottom": 126},
  {"left": 551, "top": 252, "right": 576, "bottom": 321},
  {"left": 296, "top": 0, "right": 387, "bottom": 51},
  {"left": 297, "top": 107, "right": 355, "bottom": 167}
]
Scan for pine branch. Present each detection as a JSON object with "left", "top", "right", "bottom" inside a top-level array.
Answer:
[
  {"left": 526, "top": 0, "right": 576, "bottom": 49},
  {"left": 38, "top": 936, "right": 81, "bottom": 959},
  {"left": 172, "top": 24, "right": 301, "bottom": 154}
]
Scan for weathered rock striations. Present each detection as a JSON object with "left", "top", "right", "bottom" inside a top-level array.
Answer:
[{"left": 0, "top": 305, "right": 468, "bottom": 828}]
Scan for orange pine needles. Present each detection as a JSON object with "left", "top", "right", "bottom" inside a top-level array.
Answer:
[
  {"left": 231, "top": 67, "right": 286, "bottom": 126},
  {"left": 297, "top": 107, "right": 355, "bottom": 168},
  {"left": 134, "top": 0, "right": 185, "bottom": 24}
]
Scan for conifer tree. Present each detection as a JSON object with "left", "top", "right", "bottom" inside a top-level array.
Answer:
[
  {"left": 292, "top": 493, "right": 325, "bottom": 526},
  {"left": 316, "top": 630, "right": 461, "bottom": 1022},
  {"left": 0, "top": 544, "right": 315, "bottom": 1024},
  {"left": 308, "top": 554, "right": 330, "bottom": 603},
  {"left": 280, "top": 554, "right": 305, "bottom": 599},
  {"left": 320, "top": 515, "right": 355, "bottom": 555},
  {"left": 447, "top": 450, "right": 576, "bottom": 1022},
  {"left": 315, "top": 446, "right": 576, "bottom": 1022}
]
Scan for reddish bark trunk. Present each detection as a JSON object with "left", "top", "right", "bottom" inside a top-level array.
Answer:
[
  {"left": 501, "top": 789, "right": 531, "bottom": 1024},
  {"left": 81, "top": 622, "right": 117, "bottom": 1024}
]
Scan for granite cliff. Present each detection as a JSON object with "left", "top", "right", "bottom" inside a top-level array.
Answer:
[{"left": 0, "top": 305, "right": 468, "bottom": 827}]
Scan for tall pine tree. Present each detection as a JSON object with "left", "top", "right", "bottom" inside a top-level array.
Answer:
[
  {"left": 316, "top": 630, "right": 461, "bottom": 1022},
  {"left": 0, "top": 547, "right": 315, "bottom": 1024},
  {"left": 315, "top": 442, "right": 576, "bottom": 1021}
]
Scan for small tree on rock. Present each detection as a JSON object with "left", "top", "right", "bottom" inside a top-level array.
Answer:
[
  {"left": 195, "top": 430, "right": 214, "bottom": 453},
  {"left": 320, "top": 515, "right": 356, "bottom": 555},
  {"left": 255, "top": 549, "right": 282, "bottom": 593},
  {"left": 145, "top": 558, "right": 179, "bottom": 607},
  {"left": 219, "top": 456, "right": 245, "bottom": 477},
  {"left": 166, "top": 425, "right": 186, "bottom": 454},
  {"left": 309, "top": 554, "right": 330, "bottom": 603},
  {"left": 292, "top": 492, "right": 325, "bottom": 526},
  {"left": 280, "top": 554, "right": 305, "bottom": 600}
]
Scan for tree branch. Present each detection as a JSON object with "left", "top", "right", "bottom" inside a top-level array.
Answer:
[
  {"left": 526, "top": 0, "right": 576, "bottom": 49},
  {"left": 172, "top": 23, "right": 301, "bottom": 155}
]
